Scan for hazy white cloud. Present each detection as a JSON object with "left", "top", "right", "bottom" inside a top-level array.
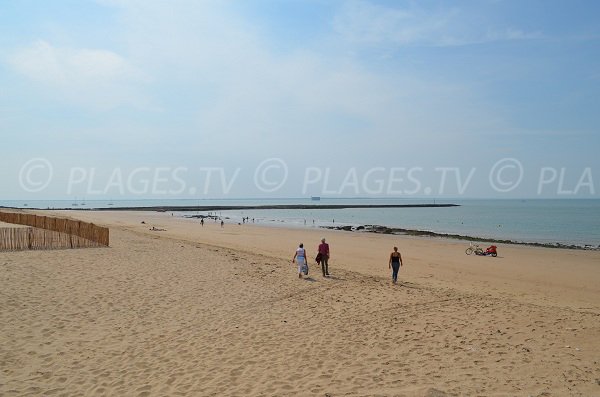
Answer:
[
  {"left": 333, "top": 1, "right": 542, "bottom": 48},
  {"left": 8, "top": 40, "right": 149, "bottom": 110},
  {"left": 333, "top": 1, "right": 450, "bottom": 46},
  {"left": 97, "top": 3, "right": 388, "bottom": 145},
  {"left": 10, "top": 40, "right": 131, "bottom": 82}
]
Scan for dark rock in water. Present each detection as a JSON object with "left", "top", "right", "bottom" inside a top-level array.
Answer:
[
  {"left": 356, "top": 225, "right": 365, "bottom": 231},
  {"left": 187, "top": 215, "right": 218, "bottom": 220},
  {"left": 327, "top": 225, "right": 354, "bottom": 231},
  {"left": 424, "top": 388, "right": 448, "bottom": 397},
  {"left": 366, "top": 225, "right": 396, "bottom": 234}
]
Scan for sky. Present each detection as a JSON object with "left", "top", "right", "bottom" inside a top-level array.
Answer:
[{"left": 1, "top": 0, "right": 599, "bottom": 199}]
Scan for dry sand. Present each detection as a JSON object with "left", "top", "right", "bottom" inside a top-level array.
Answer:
[{"left": 1, "top": 210, "right": 599, "bottom": 396}]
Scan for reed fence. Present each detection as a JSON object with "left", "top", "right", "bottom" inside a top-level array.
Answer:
[{"left": 0, "top": 211, "right": 109, "bottom": 251}]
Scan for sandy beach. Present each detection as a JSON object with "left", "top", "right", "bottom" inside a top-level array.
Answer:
[{"left": 1, "top": 210, "right": 599, "bottom": 396}]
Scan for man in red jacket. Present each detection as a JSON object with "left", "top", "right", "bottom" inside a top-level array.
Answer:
[{"left": 318, "top": 238, "right": 330, "bottom": 277}]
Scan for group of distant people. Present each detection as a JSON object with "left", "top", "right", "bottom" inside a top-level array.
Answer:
[
  {"left": 199, "top": 217, "right": 254, "bottom": 227},
  {"left": 292, "top": 239, "right": 404, "bottom": 284}
]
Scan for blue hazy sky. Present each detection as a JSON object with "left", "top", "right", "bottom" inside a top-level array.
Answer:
[{"left": 1, "top": 0, "right": 599, "bottom": 199}]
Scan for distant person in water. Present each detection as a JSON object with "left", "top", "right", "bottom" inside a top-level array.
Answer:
[
  {"left": 318, "top": 238, "right": 330, "bottom": 276},
  {"left": 389, "top": 246, "right": 403, "bottom": 284},
  {"left": 292, "top": 243, "right": 308, "bottom": 279}
]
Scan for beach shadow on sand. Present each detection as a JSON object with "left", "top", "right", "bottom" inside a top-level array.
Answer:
[{"left": 303, "top": 277, "right": 317, "bottom": 282}]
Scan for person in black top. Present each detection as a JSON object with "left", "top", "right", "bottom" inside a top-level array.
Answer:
[{"left": 389, "top": 246, "right": 403, "bottom": 284}]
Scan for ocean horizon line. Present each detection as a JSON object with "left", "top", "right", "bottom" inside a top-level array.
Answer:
[{"left": 2, "top": 197, "right": 599, "bottom": 203}]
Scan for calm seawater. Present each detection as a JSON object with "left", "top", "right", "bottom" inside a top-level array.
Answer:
[{"left": 2, "top": 198, "right": 599, "bottom": 247}]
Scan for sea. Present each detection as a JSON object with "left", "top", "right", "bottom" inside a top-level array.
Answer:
[{"left": 1, "top": 198, "right": 599, "bottom": 248}]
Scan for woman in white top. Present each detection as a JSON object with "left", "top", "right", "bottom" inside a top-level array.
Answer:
[{"left": 292, "top": 243, "right": 308, "bottom": 279}]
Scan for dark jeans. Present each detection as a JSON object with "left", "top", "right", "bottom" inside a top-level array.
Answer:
[
  {"left": 320, "top": 255, "right": 329, "bottom": 275},
  {"left": 391, "top": 262, "right": 400, "bottom": 282}
]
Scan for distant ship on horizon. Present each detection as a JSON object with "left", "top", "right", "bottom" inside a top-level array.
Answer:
[{"left": 311, "top": 196, "right": 321, "bottom": 201}]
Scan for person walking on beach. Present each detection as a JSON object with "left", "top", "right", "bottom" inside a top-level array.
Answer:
[
  {"left": 318, "top": 238, "right": 330, "bottom": 277},
  {"left": 220, "top": 220, "right": 224, "bottom": 228},
  {"left": 200, "top": 218, "right": 204, "bottom": 227},
  {"left": 389, "top": 246, "right": 403, "bottom": 284},
  {"left": 292, "top": 243, "right": 308, "bottom": 279}
]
